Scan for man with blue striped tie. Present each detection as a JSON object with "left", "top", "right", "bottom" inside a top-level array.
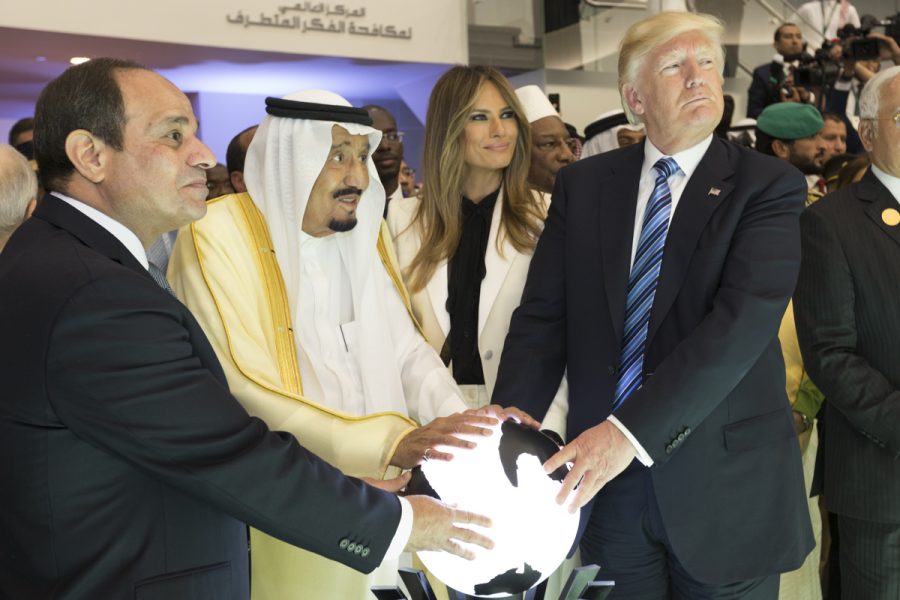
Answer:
[{"left": 493, "top": 11, "right": 814, "bottom": 599}]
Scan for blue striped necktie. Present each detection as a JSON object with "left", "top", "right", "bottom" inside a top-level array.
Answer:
[{"left": 613, "top": 156, "right": 680, "bottom": 411}]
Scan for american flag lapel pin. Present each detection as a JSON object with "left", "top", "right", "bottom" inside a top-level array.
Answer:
[{"left": 708, "top": 187, "right": 721, "bottom": 197}]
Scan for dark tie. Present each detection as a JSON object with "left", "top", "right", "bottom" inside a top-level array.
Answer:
[
  {"left": 613, "top": 156, "right": 680, "bottom": 411},
  {"left": 148, "top": 262, "right": 175, "bottom": 297}
]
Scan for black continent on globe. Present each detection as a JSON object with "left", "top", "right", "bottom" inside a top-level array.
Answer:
[
  {"left": 497, "top": 421, "right": 568, "bottom": 486},
  {"left": 473, "top": 562, "right": 542, "bottom": 596}
]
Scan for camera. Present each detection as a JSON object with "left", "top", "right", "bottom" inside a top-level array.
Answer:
[
  {"left": 793, "top": 48, "right": 840, "bottom": 87},
  {"left": 838, "top": 14, "right": 900, "bottom": 61}
]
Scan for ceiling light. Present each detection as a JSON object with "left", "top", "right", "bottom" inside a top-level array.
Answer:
[{"left": 69, "top": 57, "right": 91, "bottom": 65}]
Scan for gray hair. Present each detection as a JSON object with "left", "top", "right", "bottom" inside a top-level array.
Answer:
[
  {"left": 0, "top": 144, "right": 37, "bottom": 245},
  {"left": 859, "top": 65, "right": 900, "bottom": 126}
]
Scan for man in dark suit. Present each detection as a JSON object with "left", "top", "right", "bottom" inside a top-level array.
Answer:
[
  {"left": 493, "top": 12, "right": 813, "bottom": 598},
  {"left": 747, "top": 22, "right": 815, "bottom": 119},
  {"left": 794, "top": 65, "right": 900, "bottom": 598},
  {"left": 0, "top": 58, "right": 492, "bottom": 599}
]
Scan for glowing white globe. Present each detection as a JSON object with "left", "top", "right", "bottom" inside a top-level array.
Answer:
[{"left": 408, "top": 420, "right": 579, "bottom": 598}]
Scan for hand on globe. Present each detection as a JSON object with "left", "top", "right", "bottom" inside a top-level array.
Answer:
[
  {"left": 390, "top": 412, "right": 499, "bottom": 469},
  {"left": 464, "top": 404, "right": 541, "bottom": 431},
  {"left": 543, "top": 420, "right": 637, "bottom": 512},
  {"left": 405, "top": 495, "right": 494, "bottom": 560}
]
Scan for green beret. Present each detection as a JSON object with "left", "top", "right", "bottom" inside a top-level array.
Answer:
[{"left": 756, "top": 102, "right": 824, "bottom": 139}]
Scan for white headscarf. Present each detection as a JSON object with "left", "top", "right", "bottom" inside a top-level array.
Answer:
[
  {"left": 243, "top": 90, "right": 410, "bottom": 416},
  {"left": 581, "top": 109, "right": 645, "bottom": 159}
]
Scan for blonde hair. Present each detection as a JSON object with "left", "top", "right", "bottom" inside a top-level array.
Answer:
[
  {"left": 405, "top": 65, "right": 544, "bottom": 293},
  {"left": 618, "top": 11, "right": 725, "bottom": 124}
]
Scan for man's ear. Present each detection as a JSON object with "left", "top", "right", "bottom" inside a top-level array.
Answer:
[
  {"left": 25, "top": 197, "right": 37, "bottom": 220},
  {"left": 230, "top": 170, "right": 245, "bottom": 193},
  {"left": 857, "top": 120, "right": 875, "bottom": 152},
  {"left": 64, "top": 130, "right": 109, "bottom": 184},
  {"left": 772, "top": 138, "right": 791, "bottom": 160},
  {"left": 623, "top": 84, "right": 644, "bottom": 118}
]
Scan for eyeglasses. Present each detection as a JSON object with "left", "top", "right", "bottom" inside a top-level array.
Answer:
[
  {"left": 383, "top": 131, "right": 405, "bottom": 142},
  {"left": 863, "top": 112, "right": 900, "bottom": 127}
]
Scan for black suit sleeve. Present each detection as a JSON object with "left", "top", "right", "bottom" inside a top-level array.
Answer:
[
  {"left": 747, "top": 66, "right": 775, "bottom": 119},
  {"left": 795, "top": 206, "right": 900, "bottom": 455},
  {"left": 45, "top": 274, "right": 399, "bottom": 573},
  {"left": 615, "top": 167, "right": 805, "bottom": 464},
  {"left": 492, "top": 173, "right": 569, "bottom": 419}
]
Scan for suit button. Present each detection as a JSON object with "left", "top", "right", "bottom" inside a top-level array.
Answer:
[
  {"left": 684, "top": 427, "right": 691, "bottom": 436},
  {"left": 665, "top": 444, "right": 673, "bottom": 454},
  {"left": 347, "top": 542, "right": 356, "bottom": 553},
  {"left": 484, "top": 350, "right": 493, "bottom": 360},
  {"left": 339, "top": 538, "right": 349, "bottom": 549},
  {"left": 355, "top": 545, "right": 364, "bottom": 555},
  {"left": 677, "top": 432, "right": 685, "bottom": 442},
  {"left": 361, "top": 547, "right": 370, "bottom": 558},
  {"left": 607, "top": 365, "right": 616, "bottom": 375}
]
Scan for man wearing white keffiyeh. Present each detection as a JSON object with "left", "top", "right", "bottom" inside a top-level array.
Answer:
[{"left": 168, "top": 90, "right": 533, "bottom": 599}]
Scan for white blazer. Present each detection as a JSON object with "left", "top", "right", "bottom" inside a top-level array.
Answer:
[{"left": 387, "top": 188, "right": 568, "bottom": 437}]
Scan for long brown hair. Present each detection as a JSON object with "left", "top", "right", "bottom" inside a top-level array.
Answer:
[{"left": 405, "top": 65, "right": 544, "bottom": 293}]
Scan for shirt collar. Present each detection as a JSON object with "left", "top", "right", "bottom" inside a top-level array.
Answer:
[
  {"left": 870, "top": 165, "right": 900, "bottom": 205},
  {"left": 52, "top": 192, "right": 149, "bottom": 269},
  {"left": 643, "top": 134, "right": 713, "bottom": 180}
]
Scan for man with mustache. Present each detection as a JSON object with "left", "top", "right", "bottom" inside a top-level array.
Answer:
[
  {"left": 514, "top": 85, "right": 577, "bottom": 194},
  {"left": 747, "top": 22, "right": 815, "bottom": 119},
  {"left": 168, "top": 90, "right": 530, "bottom": 599},
  {"left": 755, "top": 102, "right": 828, "bottom": 200}
]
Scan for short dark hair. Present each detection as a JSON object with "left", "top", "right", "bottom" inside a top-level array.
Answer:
[
  {"left": 822, "top": 112, "right": 845, "bottom": 125},
  {"left": 34, "top": 57, "right": 146, "bottom": 192},
  {"left": 225, "top": 125, "right": 257, "bottom": 175},
  {"left": 8, "top": 117, "right": 34, "bottom": 145},
  {"left": 775, "top": 22, "right": 799, "bottom": 42}
]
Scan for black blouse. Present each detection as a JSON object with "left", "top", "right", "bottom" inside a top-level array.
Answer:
[{"left": 444, "top": 187, "right": 500, "bottom": 385}]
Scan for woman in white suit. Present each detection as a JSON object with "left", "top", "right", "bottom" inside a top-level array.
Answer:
[{"left": 387, "top": 65, "right": 567, "bottom": 436}]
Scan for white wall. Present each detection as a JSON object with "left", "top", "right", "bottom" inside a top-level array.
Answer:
[{"left": 0, "top": 0, "right": 467, "bottom": 65}]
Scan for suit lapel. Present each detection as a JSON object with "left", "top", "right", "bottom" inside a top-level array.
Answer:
[
  {"left": 34, "top": 195, "right": 150, "bottom": 277},
  {"left": 647, "top": 138, "right": 734, "bottom": 342},
  {"left": 601, "top": 145, "right": 643, "bottom": 342},
  {"left": 478, "top": 189, "right": 515, "bottom": 337},
  {"left": 859, "top": 171, "right": 900, "bottom": 250}
]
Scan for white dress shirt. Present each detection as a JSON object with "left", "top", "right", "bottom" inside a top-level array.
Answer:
[
  {"left": 608, "top": 135, "right": 714, "bottom": 467},
  {"left": 52, "top": 193, "right": 414, "bottom": 558},
  {"left": 796, "top": 0, "right": 861, "bottom": 48},
  {"left": 53, "top": 192, "right": 149, "bottom": 269}
]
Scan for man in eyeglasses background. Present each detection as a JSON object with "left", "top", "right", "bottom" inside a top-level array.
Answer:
[{"left": 364, "top": 104, "right": 405, "bottom": 216}]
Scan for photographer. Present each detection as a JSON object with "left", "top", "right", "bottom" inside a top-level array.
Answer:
[
  {"left": 747, "top": 22, "right": 817, "bottom": 118},
  {"left": 826, "top": 29, "right": 900, "bottom": 152}
]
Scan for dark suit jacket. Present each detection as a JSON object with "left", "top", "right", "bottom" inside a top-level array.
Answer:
[
  {"left": 0, "top": 197, "right": 399, "bottom": 599},
  {"left": 747, "top": 62, "right": 786, "bottom": 119},
  {"left": 795, "top": 170, "right": 900, "bottom": 523},
  {"left": 493, "top": 138, "right": 814, "bottom": 582}
]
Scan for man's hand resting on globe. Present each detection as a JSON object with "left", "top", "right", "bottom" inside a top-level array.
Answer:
[{"left": 390, "top": 405, "right": 540, "bottom": 469}]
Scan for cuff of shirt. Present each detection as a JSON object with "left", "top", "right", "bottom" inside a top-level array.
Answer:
[
  {"left": 384, "top": 496, "right": 414, "bottom": 560},
  {"left": 607, "top": 415, "right": 654, "bottom": 467}
]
